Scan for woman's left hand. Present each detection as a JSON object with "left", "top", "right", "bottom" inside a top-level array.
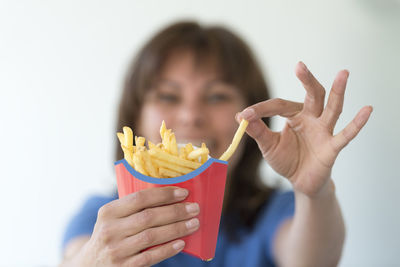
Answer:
[{"left": 237, "top": 62, "right": 372, "bottom": 197}]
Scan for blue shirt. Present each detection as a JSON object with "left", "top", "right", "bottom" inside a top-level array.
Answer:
[{"left": 62, "top": 190, "right": 294, "bottom": 266}]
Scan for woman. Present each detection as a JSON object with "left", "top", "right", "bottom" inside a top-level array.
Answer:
[{"left": 60, "top": 21, "right": 372, "bottom": 266}]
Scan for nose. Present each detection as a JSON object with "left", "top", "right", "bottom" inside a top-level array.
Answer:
[{"left": 177, "top": 99, "right": 207, "bottom": 128}]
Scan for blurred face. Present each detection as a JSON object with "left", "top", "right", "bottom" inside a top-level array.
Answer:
[{"left": 137, "top": 50, "right": 247, "bottom": 167}]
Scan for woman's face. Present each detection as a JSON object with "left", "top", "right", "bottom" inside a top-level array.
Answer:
[{"left": 137, "top": 50, "right": 247, "bottom": 164}]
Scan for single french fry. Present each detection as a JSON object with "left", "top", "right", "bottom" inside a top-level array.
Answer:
[
  {"left": 117, "top": 132, "right": 124, "bottom": 145},
  {"left": 219, "top": 119, "right": 248, "bottom": 161},
  {"left": 123, "top": 127, "right": 133, "bottom": 147},
  {"left": 136, "top": 136, "right": 145, "bottom": 147},
  {"left": 169, "top": 133, "right": 179, "bottom": 156},
  {"left": 148, "top": 147, "right": 201, "bottom": 169},
  {"left": 160, "top": 120, "right": 167, "bottom": 139},
  {"left": 151, "top": 158, "right": 193, "bottom": 174},
  {"left": 188, "top": 147, "right": 209, "bottom": 161},
  {"left": 159, "top": 167, "right": 183, "bottom": 178},
  {"left": 162, "top": 131, "right": 169, "bottom": 152},
  {"left": 117, "top": 132, "right": 134, "bottom": 165},
  {"left": 124, "top": 128, "right": 135, "bottom": 157},
  {"left": 162, "top": 129, "right": 173, "bottom": 153}
]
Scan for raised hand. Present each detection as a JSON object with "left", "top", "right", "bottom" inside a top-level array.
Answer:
[{"left": 237, "top": 62, "right": 372, "bottom": 197}]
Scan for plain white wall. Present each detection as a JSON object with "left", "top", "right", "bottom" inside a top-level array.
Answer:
[{"left": 1, "top": 0, "right": 399, "bottom": 266}]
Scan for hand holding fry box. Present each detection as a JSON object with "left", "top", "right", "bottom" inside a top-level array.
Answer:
[{"left": 114, "top": 119, "right": 248, "bottom": 260}]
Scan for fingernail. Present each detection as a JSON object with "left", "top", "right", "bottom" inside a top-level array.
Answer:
[
  {"left": 185, "top": 203, "right": 200, "bottom": 214},
  {"left": 173, "top": 240, "right": 185, "bottom": 251},
  {"left": 186, "top": 218, "right": 199, "bottom": 229},
  {"left": 299, "top": 61, "right": 308, "bottom": 72},
  {"left": 355, "top": 107, "right": 372, "bottom": 126},
  {"left": 240, "top": 108, "right": 255, "bottom": 120},
  {"left": 174, "top": 188, "right": 188, "bottom": 199}
]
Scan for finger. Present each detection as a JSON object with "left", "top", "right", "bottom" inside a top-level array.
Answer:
[
  {"left": 98, "top": 186, "right": 189, "bottom": 219},
  {"left": 119, "top": 218, "right": 199, "bottom": 257},
  {"left": 235, "top": 117, "right": 280, "bottom": 158},
  {"left": 320, "top": 70, "right": 349, "bottom": 132},
  {"left": 123, "top": 240, "right": 185, "bottom": 267},
  {"left": 118, "top": 202, "right": 200, "bottom": 238},
  {"left": 331, "top": 106, "right": 373, "bottom": 151},
  {"left": 237, "top": 98, "right": 303, "bottom": 121},
  {"left": 295, "top": 61, "right": 326, "bottom": 117}
]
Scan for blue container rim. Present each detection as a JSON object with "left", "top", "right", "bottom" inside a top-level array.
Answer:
[{"left": 114, "top": 158, "right": 228, "bottom": 185}]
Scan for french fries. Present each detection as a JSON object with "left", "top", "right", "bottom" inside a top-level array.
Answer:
[
  {"left": 117, "top": 121, "right": 208, "bottom": 178},
  {"left": 117, "top": 119, "right": 248, "bottom": 178}
]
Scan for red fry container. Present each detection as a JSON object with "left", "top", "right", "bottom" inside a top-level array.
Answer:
[{"left": 114, "top": 157, "right": 228, "bottom": 261}]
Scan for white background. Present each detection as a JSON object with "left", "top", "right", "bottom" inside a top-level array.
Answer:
[{"left": 0, "top": 0, "right": 399, "bottom": 266}]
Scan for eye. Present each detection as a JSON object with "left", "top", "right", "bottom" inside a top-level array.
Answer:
[
  {"left": 156, "top": 92, "right": 180, "bottom": 104},
  {"left": 206, "top": 93, "right": 231, "bottom": 104}
]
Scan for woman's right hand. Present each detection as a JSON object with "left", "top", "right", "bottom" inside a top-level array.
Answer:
[{"left": 73, "top": 186, "right": 200, "bottom": 266}]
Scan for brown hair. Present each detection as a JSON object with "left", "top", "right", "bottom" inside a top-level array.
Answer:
[{"left": 115, "top": 21, "right": 274, "bottom": 241}]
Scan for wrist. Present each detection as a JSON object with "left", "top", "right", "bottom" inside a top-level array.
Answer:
[
  {"left": 293, "top": 179, "right": 339, "bottom": 217},
  {"left": 294, "top": 178, "right": 336, "bottom": 201}
]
